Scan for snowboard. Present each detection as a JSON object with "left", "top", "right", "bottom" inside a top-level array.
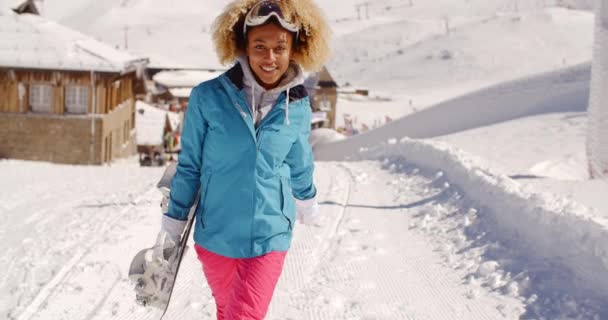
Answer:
[
  {"left": 128, "top": 162, "right": 199, "bottom": 319},
  {"left": 158, "top": 197, "right": 197, "bottom": 319}
]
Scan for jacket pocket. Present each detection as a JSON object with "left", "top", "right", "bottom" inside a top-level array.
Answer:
[
  {"left": 258, "top": 124, "right": 296, "bottom": 165},
  {"left": 279, "top": 176, "right": 293, "bottom": 230},
  {"left": 199, "top": 173, "right": 212, "bottom": 229}
]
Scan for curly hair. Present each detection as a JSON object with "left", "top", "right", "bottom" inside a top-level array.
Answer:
[{"left": 211, "top": 0, "right": 331, "bottom": 72}]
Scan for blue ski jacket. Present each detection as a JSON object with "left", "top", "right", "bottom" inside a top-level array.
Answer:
[{"left": 166, "top": 63, "right": 317, "bottom": 258}]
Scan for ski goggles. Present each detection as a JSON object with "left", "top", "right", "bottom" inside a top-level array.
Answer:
[{"left": 243, "top": 0, "right": 300, "bottom": 36}]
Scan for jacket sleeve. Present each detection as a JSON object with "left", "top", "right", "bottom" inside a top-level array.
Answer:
[
  {"left": 284, "top": 105, "right": 317, "bottom": 200},
  {"left": 167, "top": 87, "right": 207, "bottom": 221}
]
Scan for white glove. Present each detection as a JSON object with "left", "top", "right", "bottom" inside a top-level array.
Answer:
[
  {"left": 160, "top": 214, "right": 187, "bottom": 245},
  {"left": 295, "top": 197, "right": 320, "bottom": 226}
]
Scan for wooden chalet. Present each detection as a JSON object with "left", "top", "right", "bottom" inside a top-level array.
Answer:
[
  {"left": 0, "top": 4, "right": 148, "bottom": 165},
  {"left": 306, "top": 66, "right": 338, "bottom": 129}
]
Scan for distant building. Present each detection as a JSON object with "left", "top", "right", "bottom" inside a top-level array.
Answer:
[
  {"left": 0, "top": 3, "right": 148, "bottom": 165},
  {"left": 135, "top": 101, "right": 180, "bottom": 166},
  {"left": 150, "top": 69, "right": 221, "bottom": 112},
  {"left": 305, "top": 66, "right": 338, "bottom": 129}
]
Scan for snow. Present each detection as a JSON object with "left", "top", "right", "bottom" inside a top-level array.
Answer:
[
  {"left": 329, "top": 5, "right": 594, "bottom": 113},
  {"left": 354, "top": 138, "right": 608, "bottom": 312},
  {"left": 438, "top": 112, "right": 589, "bottom": 180},
  {"left": 316, "top": 62, "right": 590, "bottom": 161},
  {"left": 135, "top": 101, "right": 175, "bottom": 146},
  {"left": 168, "top": 88, "right": 192, "bottom": 99},
  {"left": 152, "top": 70, "right": 223, "bottom": 89},
  {"left": 2, "top": 0, "right": 608, "bottom": 319},
  {"left": 0, "top": 9, "right": 145, "bottom": 72},
  {"left": 309, "top": 128, "right": 346, "bottom": 150}
]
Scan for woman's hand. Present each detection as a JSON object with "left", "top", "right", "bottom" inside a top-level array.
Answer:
[{"left": 295, "top": 197, "right": 320, "bottom": 226}]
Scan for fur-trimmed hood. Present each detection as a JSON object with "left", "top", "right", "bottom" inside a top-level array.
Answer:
[{"left": 211, "top": 0, "right": 331, "bottom": 72}]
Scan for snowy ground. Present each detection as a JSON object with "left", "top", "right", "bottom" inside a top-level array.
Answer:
[
  {"left": 436, "top": 111, "right": 608, "bottom": 214},
  {"left": 2, "top": 0, "right": 607, "bottom": 319},
  {"left": 0, "top": 159, "right": 163, "bottom": 319},
  {"left": 3, "top": 156, "right": 606, "bottom": 319}
]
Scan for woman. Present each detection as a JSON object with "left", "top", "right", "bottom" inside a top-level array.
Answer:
[{"left": 144, "top": 0, "right": 330, "bottom": 319}]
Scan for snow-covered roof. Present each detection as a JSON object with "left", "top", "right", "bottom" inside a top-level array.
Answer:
[
  {"left": 0, "top": 9, "right": 147, "bottom": 73},
  {"left": 135, "top": 101, "right": 167, "bottom": 146},
  {"left": 135, "top": 100, "right": 181, "bottom": 146},
  {"left": 169, "top": 87, "right": 192, "bottom": 98},
  {"left": 153, "top": 70, "right": 221, "bottom": 88}
]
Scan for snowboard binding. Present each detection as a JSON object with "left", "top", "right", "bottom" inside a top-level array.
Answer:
[
  {"left": 128, "top": 162, "right": 199, "bottom": 317},
  {"left": 128, "top": 233, "right": 179, "bottom": 309}
]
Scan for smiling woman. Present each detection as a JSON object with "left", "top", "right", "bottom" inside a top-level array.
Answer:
[
  {"left": 246, "top": 23, "right": 294, "bottom": 89},
  {"left": 132, "top": 1, "right": 331, "bottom": 319}
]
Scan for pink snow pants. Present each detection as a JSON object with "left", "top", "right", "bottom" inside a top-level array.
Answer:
[{"left": 194, "top": 244, "right": 287, "bottom": 320}]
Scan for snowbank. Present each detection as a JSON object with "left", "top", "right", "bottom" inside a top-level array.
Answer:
[
  {"left": 357, "top": 137, "right": 608, "bottom": 303},
  {"left": 309, "top": 128, "right": 346, "bottom": 151},
  {"left": 315, "top": 63, "right": 591, "bottom": 161}
]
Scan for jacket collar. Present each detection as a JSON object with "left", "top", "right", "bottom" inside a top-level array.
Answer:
[
  {"left": 236, "top": 55, "right": 305, "bottom": 95},
  {"left": 224, "top": 59, "right": 309, "bottom": 103}
]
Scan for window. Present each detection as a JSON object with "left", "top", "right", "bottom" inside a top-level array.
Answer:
[
  {"left": 29, "top": 84, "right": 53, "bottom": 113},
  {"left": 65, "top": 85, "right": 89, "bottom": 114}
]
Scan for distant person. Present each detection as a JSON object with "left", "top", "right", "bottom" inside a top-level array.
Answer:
[{"left": 135, "top": 0, "right": 330, "bottom": 319}]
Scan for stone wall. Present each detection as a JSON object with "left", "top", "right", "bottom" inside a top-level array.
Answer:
[{"left": 0, "top": 100, "right": 136, "bottom": 165}]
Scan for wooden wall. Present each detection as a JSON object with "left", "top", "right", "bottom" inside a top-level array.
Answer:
[
  {"left": 0, "top": 71, "right": 26, "bottom": 113},
  {"left": 0, "top": 68, "right": 138, "bottom": 164},
  {"left": 0, "top": 68, "right": 135, "bottom": 116}
]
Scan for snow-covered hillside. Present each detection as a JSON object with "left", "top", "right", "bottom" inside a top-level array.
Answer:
[
  {"left": 1, "top": 0, "right": 593, "bottom": 101},
  {"left": 331, "top": 8, "right": 592, "bottom": 100},
  {"left": 315, "top": 62, "right": 590, "bottom": 160},
  {"left": 3, "top": 156, "right": 607, "bottom": 319}
]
